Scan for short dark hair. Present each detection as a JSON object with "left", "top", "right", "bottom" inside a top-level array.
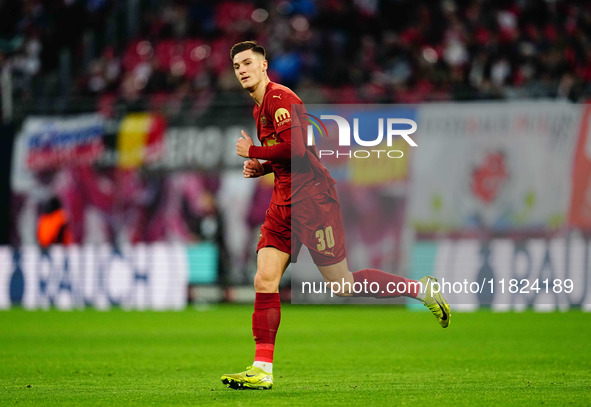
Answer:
[{"left": 230, "top": 41, "right": 266, "bottom": 61}]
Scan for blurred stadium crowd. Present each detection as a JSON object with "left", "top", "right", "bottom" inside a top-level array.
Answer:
[{"left": 1, "top": 0, "right": 590, "bottom": 121}]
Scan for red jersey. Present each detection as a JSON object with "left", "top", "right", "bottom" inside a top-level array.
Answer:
[{"left": 249, "top": 82, "right": 335, "bottom": 205}]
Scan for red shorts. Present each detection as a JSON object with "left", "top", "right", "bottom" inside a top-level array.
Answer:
[{"left": 257, "top": 186, "right": 347, "bottom": 266}]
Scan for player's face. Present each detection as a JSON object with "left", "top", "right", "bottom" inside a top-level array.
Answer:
[{"left": 233, "top": 50, "right": 267, "bottom": 90}]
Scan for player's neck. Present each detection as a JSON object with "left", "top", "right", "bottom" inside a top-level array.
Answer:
[{"left": 249, "top": 77, "right": 271, "bottom": 106}]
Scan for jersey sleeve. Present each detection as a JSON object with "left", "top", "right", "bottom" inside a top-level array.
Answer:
[
  {"left": 248, "top": 89, "right": 306, "bottom": 161},
  {"left": 262, "top": 161, "right": 273, "bottom": 174},
  {"left": 267, "top": 89, "right": 303, "bottom": 134},
  {"left": 249, "top": 126, "right": 306, "bottom": 160}
]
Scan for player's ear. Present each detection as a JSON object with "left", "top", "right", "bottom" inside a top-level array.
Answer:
[{"left": 262, "top": 59, "right": 268, "bottom": 72}]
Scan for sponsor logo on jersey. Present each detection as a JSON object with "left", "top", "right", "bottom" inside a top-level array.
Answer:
[{"left": 274, "top": 108, "right": 291, "bottom": 124}]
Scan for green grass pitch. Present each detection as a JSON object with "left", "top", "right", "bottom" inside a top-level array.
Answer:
[{"left": 1, "top": 305, "right": 590, "bottom": 406}]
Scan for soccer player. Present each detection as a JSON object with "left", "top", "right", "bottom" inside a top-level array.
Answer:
[{"left": 221, "top": 41, "right": 450, "bottom": 390}]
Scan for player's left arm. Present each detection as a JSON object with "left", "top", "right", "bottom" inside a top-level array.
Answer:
[{"left": 242, "top": 158, "right": 273, "bottom": 178}]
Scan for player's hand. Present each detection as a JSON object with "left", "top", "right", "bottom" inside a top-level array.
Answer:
[
  {"left": 236, "top": 130, "right": 254, "bottom": 158},
  {"left": 243, "top": 158, "right": 264, "bottom": 178}
]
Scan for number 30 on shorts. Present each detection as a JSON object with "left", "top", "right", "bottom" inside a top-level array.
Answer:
[{"left": 315, "top": 226, "right": 335, "bottom": 251}]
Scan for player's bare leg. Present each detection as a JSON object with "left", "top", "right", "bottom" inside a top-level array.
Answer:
[
  {"left": 317, "top": 258, "right": 354, "bottom": 296},
  {"left": 221, "top": 247, "right": 289, "bottom": 390},
  {"left": 253, "top": 247, "right": 290, "bottom": 293},
  {"left": 317, "top": 259, "right": 450, "bottom": 327}
]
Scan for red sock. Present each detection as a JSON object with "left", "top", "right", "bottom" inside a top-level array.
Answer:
[
  {"left": 352, "top": 269, "right": 419, "bottom": 298},
  {"left": 252, "top": 293, "right": 281, "bottom": 363}
]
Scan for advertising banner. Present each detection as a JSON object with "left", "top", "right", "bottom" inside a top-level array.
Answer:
[
  {"left": 0, "top": 243, "right": 219, "bottom": 310},
  {"left": 19, "top": 114, "right": 106, "bottom": 171},
  {"left": 409, "top": 103, "right": 580, "bottom": 234},
  {"left": 408, "top": 238, "right": 591, "bottom": 311},
  {"left": 568, "top": 104, "right": 591, "bottom": 228}
]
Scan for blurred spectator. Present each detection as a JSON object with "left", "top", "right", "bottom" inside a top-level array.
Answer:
[
  {"left": 2, "top": 0, "right": 591, "bottom": 120},
  {"left": 36, "top": 196, "right": 73, "bottom": 248}
]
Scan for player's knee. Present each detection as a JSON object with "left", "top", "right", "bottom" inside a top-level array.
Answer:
[{"left": 254, "top": 271, "right": 279, "bottom": 293}]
